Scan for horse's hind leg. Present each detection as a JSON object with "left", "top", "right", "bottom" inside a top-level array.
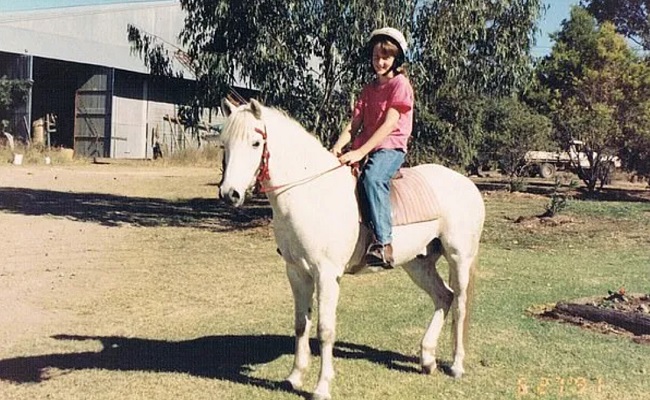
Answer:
[
  {"left": 447, "top": 250, "right": 478, "bottom": 379},
  {"left": 403, "top": 243, "right": 453, "bottom": 375},
  {"left": 285, "top": 264, "right": 315, "bottom": 390}
]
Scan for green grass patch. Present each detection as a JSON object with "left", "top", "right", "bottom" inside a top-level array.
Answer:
[
  {"left": 1, "top": 168, "right": 648, "bottom": 400},
  {"left": 567, "top": 199, "right": 650, "bottom": 220}
]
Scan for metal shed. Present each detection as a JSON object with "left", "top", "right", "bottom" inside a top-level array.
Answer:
[{"left": 0, "top": 0, "right": 199, "bottom": 159}]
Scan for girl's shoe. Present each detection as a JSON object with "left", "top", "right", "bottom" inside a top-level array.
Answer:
[{"left": 364, "top": 243, "right": 394, "bottom": 269}]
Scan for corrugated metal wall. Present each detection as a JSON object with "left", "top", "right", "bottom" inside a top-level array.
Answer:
[
  {"left": 0, "top": 2, "right": 214, "bottom": 159},
  {"left": 74, "top": 68, "right": 113, "bottom": 157}
]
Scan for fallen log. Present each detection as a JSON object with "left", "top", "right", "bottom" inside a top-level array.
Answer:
[{"left": 551, "top": 302, "right": 650, "bottom": 336}]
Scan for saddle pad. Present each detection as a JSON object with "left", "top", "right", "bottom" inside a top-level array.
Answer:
[{"left": 390, "top": 168, "right": 441, "bottom": 226}]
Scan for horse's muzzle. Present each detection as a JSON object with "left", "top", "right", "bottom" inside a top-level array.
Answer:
[{"left": 220, "top": 187, "right": 244, "bottom": 207}]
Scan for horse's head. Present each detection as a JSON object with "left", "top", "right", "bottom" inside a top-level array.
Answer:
[{"left": 218, "top": 98, "right": 267, "bottom": 207}]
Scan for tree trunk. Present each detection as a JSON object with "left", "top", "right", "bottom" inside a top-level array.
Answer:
[{"left": 552, "top": 302, "right": 650, "bottom": 336}]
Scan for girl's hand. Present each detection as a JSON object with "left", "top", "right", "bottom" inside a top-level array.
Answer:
[
  {"left": 331, "top": 145, "right": 343, "bottom": 157},
  {"left": 338, "top": 149, "right": 365, "bottom": 165}
]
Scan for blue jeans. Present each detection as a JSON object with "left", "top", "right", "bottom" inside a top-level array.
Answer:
[{"left": 359, "top": 149, "right": 405, "bottom": 245}]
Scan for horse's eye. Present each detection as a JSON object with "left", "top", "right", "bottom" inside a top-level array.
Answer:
[{"left": 252, "top": 140, "right": 261, "bottom": 149}]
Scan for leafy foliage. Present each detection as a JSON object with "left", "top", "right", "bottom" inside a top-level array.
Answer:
[
  {"left": 536, "top": 6, "right": 650, "bottom": 189},
  {"left": 483, "top": 97, "right": 553, "bottom": 175},
  {"left": 581, "top": 1, "right": 650, "bottom": 179},
  {"left": 583, "top": 0, "right": 650, "bottom": 51},
  {"left": 0, "top": 76, "right": 30, "bottom": 140},
  {"left": 128, "top": 0, "right": 544, "bottom": 167},
  {"left": 412, "top": 0, "right": 542, "bottom": 98},
  {"left": 0, "top": 75, "right": 30, "bottom": 117},
  {"left": 481, "top": 96, "right": 552, "bottom": 190},
  {"left": 542, "top": 176, "right": 577, "bottom": 217},
  {"left": 409, "top": 91, "right": 488, "bottom": 168}
]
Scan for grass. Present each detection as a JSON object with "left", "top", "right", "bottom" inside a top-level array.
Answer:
[
  {"left": 0, "top": 144, "right": 221, "bottom": 167},
  {"left": 151, "top": 145, "right": 222, "bottom": 167},
  {"left": 1, "top": 144, "right": 86, "bottom": 165},
  {"left": 0, "top": 166, "right": 649, "bottom": 400}
]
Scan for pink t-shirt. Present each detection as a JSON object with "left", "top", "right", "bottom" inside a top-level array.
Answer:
[{"left": 351, "top": 73, "right": 414, "bottom": 152}]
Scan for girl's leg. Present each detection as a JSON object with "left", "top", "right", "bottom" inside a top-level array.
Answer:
[{"left": 360, "top": 149, "right": 405, "bottom": 245}]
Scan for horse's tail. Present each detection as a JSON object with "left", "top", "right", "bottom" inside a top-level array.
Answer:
[{"left": 463, "top": 254, "right": 479, "bottom": 346}]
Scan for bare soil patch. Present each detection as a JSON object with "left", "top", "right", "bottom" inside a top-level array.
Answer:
[
  {"left": 0, "top": 164, "right": 272, "bottom": 352},
  {"left": 512, "top": 214, "right": 576, "bottom": 228}
]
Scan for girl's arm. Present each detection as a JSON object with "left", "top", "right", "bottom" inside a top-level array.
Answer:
[
  {"left": 331, "top": 115, "right": 362, "bottom": 156},
  {"left": 338, "top": 107, "right": 399, "bottom": 164}
]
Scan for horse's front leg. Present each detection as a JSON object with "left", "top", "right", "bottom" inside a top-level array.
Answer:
[
  {"left": 285, "top": 264, "right": 315, "bottom": 390},
  {"left": 313, "top": 269, "right": 341, "bottom": 400}
]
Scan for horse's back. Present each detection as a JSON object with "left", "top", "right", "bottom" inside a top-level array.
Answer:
[{"left": 407, "top": 163, "right": 485, "bottom": 226}]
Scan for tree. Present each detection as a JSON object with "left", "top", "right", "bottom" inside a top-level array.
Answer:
[
  {"left": 583, "top": 0, "right": 650, "bottom": 51},
  {"left": 481, "top": 96, "right": 552, "bottom": 190},
  {"left": 0, "top": 76, "right": 29, "bottom": 121},
  {"left": 129, "top": 0, "right": 544, "bottom": 167},
  {"left": 0, "top": 76, "right": 30, "bottom": 146},
  {"left": 409, "top": 0, "right": 544, "bottom": 167},
  {"left": 408, "top": 90, "right": 488, "bottom": 168},
  {"left": 582, "top": 0, "right": 650, "bottom": 180},
  {"left": 537, "top": 6, "right": 650, "bottom": 190},
  {"left": 618, "top": 53, "right": 650, "bottom": 178}
]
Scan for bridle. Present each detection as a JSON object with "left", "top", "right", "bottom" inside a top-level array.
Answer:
[
  {"left": 251, "top": 125, "right": 347, "bottom": 194},
  {"left": 223, "top": 89, "right": 347, "bottom": 195},
  {"left": 253, "top": 126, "right": 272, "bottom": 192}
]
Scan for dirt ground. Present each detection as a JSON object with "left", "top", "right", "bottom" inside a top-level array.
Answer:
[{"left": 0, "top": 164, "right": 271, "bottom": 353}]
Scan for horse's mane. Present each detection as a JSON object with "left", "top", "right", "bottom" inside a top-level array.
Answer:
[
  {"left": 222, "top": 103, "right": 321, "bottom": 146},
  {"left": 263, "top": 106, "right": 320, "bottom": 141},
  {"left": 255, "top": 105, "right": 338, "bottom": 168}
]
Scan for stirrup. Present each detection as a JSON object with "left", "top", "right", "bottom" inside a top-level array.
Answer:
[{"left": 364, "top": 243, "right": 394, "bottom": 269}]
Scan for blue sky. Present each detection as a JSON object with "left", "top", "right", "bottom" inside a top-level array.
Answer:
[
  {"left": 0, "top": 0, "right": 158, "bottom": 11},
  {"left": 0, "top": 0, "right": 578, "bottom": 57},
  {"left": 534, "top": 0, "right": 580, "bottom": 57}
]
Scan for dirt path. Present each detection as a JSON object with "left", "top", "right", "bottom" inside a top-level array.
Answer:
[
  {"left": 0, "top": 164, "right": 226, "bottom": 352},
  {"left": 0, "top": 164, "right": 220, "bottom": 197}
]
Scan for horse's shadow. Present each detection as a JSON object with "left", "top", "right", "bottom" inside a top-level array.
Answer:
[
  {"left": 0, "top": 334, "right": 420, "bottom": 395},
  {"left": 0, "top": 187, "right": 271, "bottom": 231}
]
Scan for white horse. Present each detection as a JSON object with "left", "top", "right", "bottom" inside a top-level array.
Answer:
[{"left": 218, "top": 99, "right": 485, "bottom": 400}]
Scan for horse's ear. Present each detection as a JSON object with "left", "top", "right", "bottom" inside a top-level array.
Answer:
[
  {"left": 250, "top": 99, "right": 263, "bottom": 119},
  {"left": 221, "top": 98, "right": 236, "bottom": 117}
]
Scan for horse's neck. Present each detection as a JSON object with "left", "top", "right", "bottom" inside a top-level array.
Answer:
[
  {"left": 262, "top": 115, "right": 361, "bottom": 253},
  {"left": 265, "top": 120, "right": 340, "bottom": 187}
]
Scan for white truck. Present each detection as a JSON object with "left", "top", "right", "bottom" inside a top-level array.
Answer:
[{"left": 524, "top": 140, "right": 621, "bottom": 179}]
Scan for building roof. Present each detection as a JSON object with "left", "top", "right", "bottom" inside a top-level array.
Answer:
[{"left": 0, "top": 1, "right": 190, "bottom": 75}]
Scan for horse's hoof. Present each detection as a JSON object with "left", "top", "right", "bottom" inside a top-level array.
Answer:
[
  {"left": 283, "top": 377, "right": 302, "bottom": 391},
  {"left": 421, "top": 363, "right": 436, "bottom": 375},
  {"left": 450, "top": 366, "right": 464, "bottom": 379},
  {"left": 312, "top": 393, "right": 332, "bottom": 400}
]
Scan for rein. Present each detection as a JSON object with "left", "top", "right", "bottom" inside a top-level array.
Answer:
[{"left": 253, "top": 126, "right": 347, "bottom": 194}]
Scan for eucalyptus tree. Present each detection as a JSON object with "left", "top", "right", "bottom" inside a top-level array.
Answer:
[
  {"left": 481, "top": 97, "right": 552, "bottom": 190},
  {"left": 580, "top": 0, "right": 650, "bottom": 179},
  {"left": 583, "top": 0, "right": 650, "bottom": 51},
  {"left": 0, "top": 76, "right": 29, "bottom": 121},
  {"left": 129, "top": 0, "right": 543, "bottom": 166},
  {"left": 537, "top": 6, "right": 650, "bottom": 190}
]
